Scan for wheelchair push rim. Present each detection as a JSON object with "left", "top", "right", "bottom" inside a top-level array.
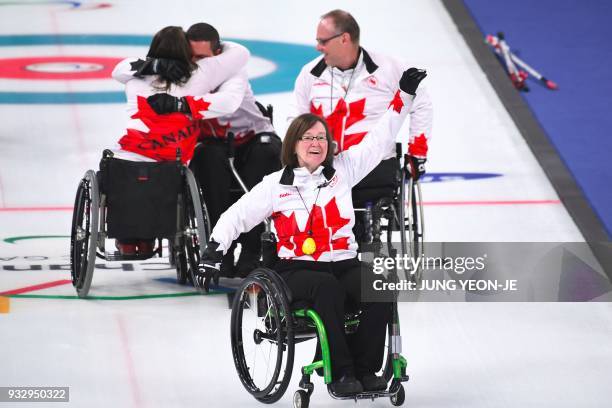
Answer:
[
  {"left": 183, "top": 168, "right": 210, "bottom": 284},
  {"left": 70, "top": 170, "right": 99, "bottom": 298},
  {"left": 230, "top": 271, "right": 294, "bottom": 403},
  {"left": 399, "top": 171, "right": 425, "bottom": 283}
]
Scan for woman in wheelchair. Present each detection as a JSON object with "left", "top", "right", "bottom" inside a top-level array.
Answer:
[
  {"left": 108, "top": 25, "right": 250, "bottom": 255},
  {"left": 197, "top": 69, "right": 427, "bottom": 398}
]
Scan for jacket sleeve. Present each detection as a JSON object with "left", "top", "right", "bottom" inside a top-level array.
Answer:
[
  {"left": 407, "top": 84, "right": 433, "bottom": 158},
  {"left": 194, "top": 41, "right": 250, "bottom": 90},
  {"left": 388, "top": 56, "right": 433, "bottom": 158},
  {"left": 111, "top": 58, "right": 140, "bottom": 84},
  {"left": 287, "top": 65, "right": 313, "bottom": 123},
  {"left": 338, "top": 90, "right": 415, "bottom": 187},
  {"left": 110, "top": 41, "right": 249, "bottom": 87},
  {"left": 186, "top": 70, "right": 247, "bottom": 119},
  {"left": 210, "top": 175, "right": 274, "bottom": 254}
]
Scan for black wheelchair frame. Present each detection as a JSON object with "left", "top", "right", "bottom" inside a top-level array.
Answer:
[
  {"left": 70, "top": 150, "right": 211, "bottom": 298},
  {"left": 356, "top": 143, "right": 425, "bottom": 283}
]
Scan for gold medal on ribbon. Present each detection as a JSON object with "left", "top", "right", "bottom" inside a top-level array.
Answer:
[{"left": 302, "top": 237, "right": 316, "bottom": 255}]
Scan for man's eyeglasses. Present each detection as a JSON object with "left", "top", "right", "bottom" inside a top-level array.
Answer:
[
  {"left": 300, "top": 135, "right": 328, "bottom": 143},
  {"left": 316, "top": 32, "right": 344, "bottom": 46}
]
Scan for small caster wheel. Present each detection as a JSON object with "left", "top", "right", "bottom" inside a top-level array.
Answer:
[
  {"left": 390, "top": 383, "right": 405, "bottom": 406},
  {"left": 293, "top": 389, "right": 310, "bottom": 408}
]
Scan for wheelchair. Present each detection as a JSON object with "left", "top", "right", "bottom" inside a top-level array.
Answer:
[
  {"left": 353, "top": 143, "right": 425, "bottom": 283},
  {"left": 70, "top": 150, "right": 211, "bottom": 298},
  {"left": 228, "top": 144, "right": 424, "bottom": 406},
  {"left": 230, "top": 267, "right": 409, "bottom": 407}
]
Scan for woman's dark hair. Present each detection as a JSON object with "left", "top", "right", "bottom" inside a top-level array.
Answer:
[
  {"left": 281, "top": 113, "right": 334, "bottom": 168},
  {"left": 146, "top": 26, "right": 196, "bottom": 90}
]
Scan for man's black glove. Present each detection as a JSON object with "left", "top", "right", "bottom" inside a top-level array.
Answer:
[
  {"left": 147, "top": 93, "right": 191, "bottom": 115},
  {"left": 194, "top": 240, "right": 223, "bottom": 293},
  {"left": 131, "top": 58, "right": 190, "bottom": 83},
  {"left": 399, "top": 68, "right": 427, "bottom": 95},
  {"left": 406, "top": 155, "right": 427, "bottom": 181}
]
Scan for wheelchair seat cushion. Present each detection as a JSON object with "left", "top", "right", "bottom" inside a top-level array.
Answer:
[{"left": 101, "top": 158, "right": 183, "bottom": 240}]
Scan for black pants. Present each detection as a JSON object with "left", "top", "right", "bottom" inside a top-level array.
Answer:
[
  {"left": 189, "top": 134, "right": 282, "bottom": 259},
  {"left": 276, "top": 258, "right": 391, "bottom": 380}
]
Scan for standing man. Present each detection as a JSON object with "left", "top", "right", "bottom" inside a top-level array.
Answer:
[
  {"left": 289, "top": 9, "right": 433, "bottom": 211},
  {"left": 186, "top": 23, "right": 282, "bottom": 278}
]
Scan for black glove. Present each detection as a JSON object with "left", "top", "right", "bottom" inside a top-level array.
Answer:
[
  {"left": 147, "top": 93, "right": 191, "bottom": 115},
  {"left": 399, "top": 68, "right": 427, "bottom": 95},
  {"left": 131, "top": 58, "right": 190, "bottom": 83},
  {"left": 406, "top": 155, "right": 427, "bottom": 181},
  {"left": 194, "top": 240, "right": 223, "bottom": 293}
]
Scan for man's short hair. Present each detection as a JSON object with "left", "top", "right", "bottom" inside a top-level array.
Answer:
[
  {"left": 186, "top": 23, "right": 221, "bottom": 53},
  {"left": 321, "top": 9, "right": 360, "bottom": 45}
]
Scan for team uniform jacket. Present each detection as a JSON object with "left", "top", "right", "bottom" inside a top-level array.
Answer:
[
  {"left": 211, "top": 89, "right": 415, "bottom": 262},
  {"left": 111, "top": 41, "right": 250, "bottom": 163},
  {"left": 288, "top": 48, "right": 433, "bottom": 159},
  {"left": 195, "top": 68, "right": 274, "bottom": 146}
]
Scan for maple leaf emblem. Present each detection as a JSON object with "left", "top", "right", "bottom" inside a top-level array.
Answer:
[
  {"left": 311, "top": 98, "right": 367, "bottom": 152},
  {"left": 408, "top": 133, "right": 428, "bottom": 157},
  {"left": 119, "top": 96, "right": 199, "bottom": 162},
  {"left": 272, "top": 197, "right": 350, "bottom": 260},
  {"left": 185, "top": 97, "right": 211, "bottom": 120},
  {"left": 388, "top": 90, "right": 404, "bottom": 114}
]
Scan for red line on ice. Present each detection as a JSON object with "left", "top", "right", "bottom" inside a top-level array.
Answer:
[
  {"left": 0, "top": 279, "right": 72, "bottom": 296},
  {"left": 421, "top": 199, "right": 561, "bottom": 206}
]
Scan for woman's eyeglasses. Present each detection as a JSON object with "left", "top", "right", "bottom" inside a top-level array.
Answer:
[{"left": 300, "top": 135, "right": 328, "bottom": 143}]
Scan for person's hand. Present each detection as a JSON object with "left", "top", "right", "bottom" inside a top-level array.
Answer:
[
  {"left": 131, "top": 58, "right": 190, "bottom": 82},
  {"left": 147, "top": 94, "right": 191, "bottom": 115},
  {"left": 193, "top": 241, "right": 223, "bottom": 293},
  {"left": 406, "top": 155, "right": 427, "bottom": 181},
  {"left": 399, "top": 68, "right": 427, "bottom": 95}
]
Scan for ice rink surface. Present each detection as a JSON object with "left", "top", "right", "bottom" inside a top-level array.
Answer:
[{"left": 1, "top": 1, "right": 610, "bottom": 407}]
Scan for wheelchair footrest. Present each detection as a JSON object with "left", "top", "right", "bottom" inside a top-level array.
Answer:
[
  {"left": 104, "top": 251, "right": 158, "bottom": 261},
  {"left": 327, "top": 387, "right": 395, "bottom": 401}
]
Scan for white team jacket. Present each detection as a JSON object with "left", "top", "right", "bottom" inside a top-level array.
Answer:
[
  {"left": 211, "top": 89, "right": 415, "bottom": 262},
  {"left": 288, "top": 48, "right": 433, "bottom": 158},
  {"left": 195, "top": 69, "right": 274, "bottom": 145},
  {"left": 111, "top": 41, "right": 251, "bottom": 162},
  {"left": 112, "top": 41, "right": 251, "bottom": 127}
]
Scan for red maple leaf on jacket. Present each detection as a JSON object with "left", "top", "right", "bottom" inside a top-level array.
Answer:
[
  {"left": 184, "top": 97, "right": 211, "bottom": 120},
  {"left": 408, "top": 133, "right": 428, "bottom": 157},
  {"left": 311, "top": 98, "right": 367, "bottom": 152},
  {"left": 272, "top": 197, "right": 350, "bottom": 260},
  {"left": 119, "top": 96, "right": 200, "bottom": 162},
  {"left": 388, "top": 90, "right": 404, "bottom": 113}
]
